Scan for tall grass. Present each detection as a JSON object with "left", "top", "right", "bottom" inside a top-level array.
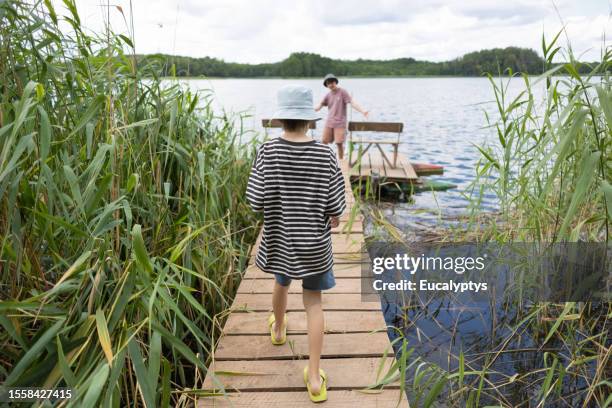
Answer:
[
  {"left": 361, "top": 34, "right": 611, "bottom": 407},
  {"left": 469, "top": 32, "right": 611, "bottom": 243},
  {"left": 0, "top": 1, "right": 259, "bottom": 406}
]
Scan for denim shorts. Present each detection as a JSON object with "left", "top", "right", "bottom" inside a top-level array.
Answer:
[{"left": 274, "top": 269, "right": 336, "bottom": 291}]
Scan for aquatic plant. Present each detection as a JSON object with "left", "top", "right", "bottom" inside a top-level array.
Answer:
[
  {"left": 362, "top": 33, "right": 611, "bottom": 407},
  {"left": 0, "top": 0, "right": 259, "bottom": 406},
  {"left": 471, "top": 32, "right": 611, "bottom": 243}
]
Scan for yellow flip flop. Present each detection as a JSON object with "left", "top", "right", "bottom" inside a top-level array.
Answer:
[
  {"left": 268, "top": 313, "right": 287, "bottom": 345},
  {"left": 303, "top": 366, "right": 327, "bottom": 403}
]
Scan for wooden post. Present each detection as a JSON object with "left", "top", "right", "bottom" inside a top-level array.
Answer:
[{"left": 393, "top": 129, "right": 400, "bottom": 168}]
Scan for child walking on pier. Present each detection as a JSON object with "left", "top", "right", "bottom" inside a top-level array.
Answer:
[
  {"left": 315, "top": 73, "right": 369, "bottom": 160},
  {"left": 246, "top": 85, "right": 347, "bottom": 403}
]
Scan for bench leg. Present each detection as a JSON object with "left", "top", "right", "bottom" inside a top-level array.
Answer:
[
  {"left": 350, "top": 143, "right": 373, "bottom": 168},
  {"left": 393, "top": 144, "right": 398, "bottom": 168}
]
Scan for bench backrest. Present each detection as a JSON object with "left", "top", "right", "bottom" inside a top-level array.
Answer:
[
  {"left": 261, "top": 119, "right": 317, "bottom": 129},
  {"left": 348, "top": 121, "right": 403, "bottom": 133}
]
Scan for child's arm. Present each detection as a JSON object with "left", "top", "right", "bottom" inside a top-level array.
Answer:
[
  {"left": 245, "top": 146, "right": 265, "bottom": 212},
  {"left": 349, "top": 99, "right": 369, "bottom": 118},
  {"left": 314, "top": 95, "right": 328, "bottom": 112},
  {"left": 324, "top": 151, "right": 347, "bottom": 219},
  {"left": 330, "top": 216, "right": 340, "bottom": 228}
]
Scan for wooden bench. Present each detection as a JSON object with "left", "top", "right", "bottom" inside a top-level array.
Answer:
[
  {"left": 261, "top": 119, "right": 318, "bottom": 129},
  {"left": 348, "top": 121, "right": 403, "bottom": 169},
  {"left": 261, "top": 118, "right": 320, "bottom": 139}
]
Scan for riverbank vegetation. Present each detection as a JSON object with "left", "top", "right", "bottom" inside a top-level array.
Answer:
[
  {"left": 144, "top": 47, "right": 603, "bottom": 78},
  {"left": 359, "top": 34, "right": 610, "bottom": 407},
  {"left": 0, "top": 1, "right": 259, "bottom": 406}
]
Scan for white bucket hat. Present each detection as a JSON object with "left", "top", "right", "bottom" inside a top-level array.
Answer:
[{"left": 271, "top": 85, "right": 319, "bottom": 121}]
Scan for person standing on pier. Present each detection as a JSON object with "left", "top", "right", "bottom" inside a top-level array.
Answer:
[
  {"left": 315, "top": 73, "right": 369, "bottom": 160},
  {"left": 246, "top": 84, "right": 347, "bottom": 403}
]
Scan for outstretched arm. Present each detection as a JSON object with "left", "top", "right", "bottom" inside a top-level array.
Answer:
[
  {"left": 314, "top": 98, "right": 326, "bottom": 112},
  {"left": 350, "top": 99, "right": 369, "bottom": 118}
]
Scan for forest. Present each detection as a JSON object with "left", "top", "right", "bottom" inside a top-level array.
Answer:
[{"left": 140, "top": 47, "right": 600, "bottom": 77}]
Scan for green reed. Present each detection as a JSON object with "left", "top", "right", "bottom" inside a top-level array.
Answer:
[
  {"left": 0, "top": 1, "right": 260, "bottom": 406},
  {"left": 469, "top": 32, "right": 610, "bottom": 243},
  {"left": 360, "top": 32, "right": 611, "bottom": 407}
]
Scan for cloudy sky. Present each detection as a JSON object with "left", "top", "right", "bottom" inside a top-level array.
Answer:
[{"left": 64, "top": 0, "right": 610, "bottom": 63}]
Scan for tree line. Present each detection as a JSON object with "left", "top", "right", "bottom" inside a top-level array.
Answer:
[{"left": 139, "top": 47, "right": 602, "bottom": 78}]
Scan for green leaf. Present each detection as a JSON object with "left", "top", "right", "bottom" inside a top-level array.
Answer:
[
  {"left": 53, "top": 250, "right": 91, "bottom": 288},
  {"left": 56, "top": 337, "right": 77, "bottom": 388},
  {"left": 601, "top": 181, "right": 612, "bottom": 221},
  {"left": 128, "top": 337, "right": 156, "bottom": 408},
  {"left": 127, "top": 173, "right": 139, "bottom": 192},
  {"left": 63, "top": 165, "right": 84, "bottom": 214},
  {"left": 131, "top": 224, "right": 153, "bottom": 275},
  {"left": 116, "top": 118, "right": 158, "bottom": 131},
  {"left": 81, "top": 363, "right": 110, "bottom": 408},
  {"left": 424, "top": 374, "right": 448, "bottom": 408},
  {"left": 37, "top": 106, "right": 51, "bottom": 162},
  {"left": 558, "top": 151, "right": 601, "bottom": 238},
  {"left": 96, "top": 309, "right": 114, "bottom": 366},
  {"left": 544, "top": 303, "right": 575, "bottom": 344},
  {"left": 67, "top": 95, "right": 104, "bottom": 138},
  {"left": 147, "top": 331, "right": 162, "bottom": 390},
  {"left": 595, "top": 85, "right": 612, "bottom": 131},
  {"left": 151, "top": 320, "right": 207, "bottom": 371},
  {"left": 4, "top": 318, "right": 66, "bottom": 387}
]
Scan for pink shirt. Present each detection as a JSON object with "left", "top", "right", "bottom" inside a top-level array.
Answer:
[{"left": 322, "top": 88, "right": 352, "bottom": 128}]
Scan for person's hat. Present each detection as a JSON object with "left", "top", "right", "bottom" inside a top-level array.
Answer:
[
  {"left": 271, "top": 85, "right": 319, "bottom": 121},
  {"left": 323, "top": 73, "right": 339, "bottom": 87}
]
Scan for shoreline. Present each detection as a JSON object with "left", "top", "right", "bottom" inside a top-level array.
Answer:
[{"left": 163, "top": 73, "right": 595, "bottom": 80}]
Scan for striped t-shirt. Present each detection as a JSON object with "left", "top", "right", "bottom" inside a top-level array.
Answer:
[{"left": 246, "top": 137, "right": 347, "bottom": 278}]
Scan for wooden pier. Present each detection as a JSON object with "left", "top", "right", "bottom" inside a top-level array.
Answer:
[
  {"left": 199, "top": 159, "right": 407, "bottom": 407},
  {"left": 349, "top": 150, "right": 418, "bottom": 183}
]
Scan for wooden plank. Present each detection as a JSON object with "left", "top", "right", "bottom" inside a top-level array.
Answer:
[
  {"left": 230, "top": 293, "right": 380, "bottom": 312},
  {"left": 213, "top": 332, "right": 392, "bottom": 360},
  {"left": 349, "top": 141, "right": 374, "bottom": 169},
  {"left": 203, "top": 357, "right": 398, "bottom": 391},
  {"left": 331, "top": 233, "right": 363, "bottom": 253},
  {"left": 238, "top": 277, "right": 362, "bottom": 294},
  {"left": 198, "top": 151, "right": 413, "bottom": 407},
  {"left": 243, "top": 263, "right": 366, "bottom": 279},
  {"left": 332, "top": 220, "right": 363, "bottom": 234},
  {"left": 412, "top": 162, "right": 444, "bottom": 176},
  {"left": 368, "top": 152, "right": 387, "bottom": 178},
  {"left": 347, "top": 152, "right": 419, "bottom": 182},
  {"left": 348, "top": 121, "right": 403, "bottom": 133},
  {"left": 223, "top": 311, "right": 386, "bottom": 335},
  {"left": 398, "top": 155, "right": 418, "bottom": 180},
  {"left": 351, "top": 139, "right": 400, "bottom": 145},
  {"left": 339, "top": 158, "right": 350, "bottom": 174},
  {"left": 349, "top": 146, "right": 372, "bottom": 178},
  {"left": 340, "top": 210, "right": 363, "bottom": 222},
  {"left": 198, "top": 389, "right": 407, "bottom": 408}
]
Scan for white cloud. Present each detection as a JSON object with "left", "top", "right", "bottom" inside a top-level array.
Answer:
[{"left": 54, "top": 0, "right": 611, "bottom": 62}]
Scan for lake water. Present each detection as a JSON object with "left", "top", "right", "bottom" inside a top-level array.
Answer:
[
  {"left": 181, "top": 77, "right": 593, "bottom": 405},
  {"left": 181, "top": 77, "right": 546, "bottom": 230}
]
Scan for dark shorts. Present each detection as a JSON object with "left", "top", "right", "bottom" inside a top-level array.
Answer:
[{"left": 274, "top": 269, "right": 336, "bottom": 291}]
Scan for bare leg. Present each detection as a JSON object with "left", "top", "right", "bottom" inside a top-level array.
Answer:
[
  {"left": 303, "top": 288, "right": 324, "bottom": 394},
  {"left": 272, "top": 281, "right": 289, "bottom": 341},
  {"left": 337, "top": 142, "right": 344, "bottom": 160}
]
